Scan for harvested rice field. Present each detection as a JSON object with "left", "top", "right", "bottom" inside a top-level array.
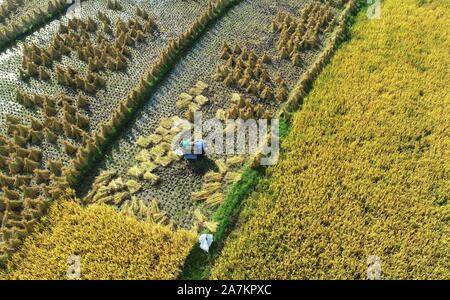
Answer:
[{"left": 0, "top": 0, "right": 447, "bottom": 283}]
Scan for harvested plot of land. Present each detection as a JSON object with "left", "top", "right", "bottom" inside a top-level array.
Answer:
[
  {"left": 1, "top": 0, "right": 446, "bottom": 282},
  {"left": 211, "top": 0, "right": 450, "bottom": 280}
]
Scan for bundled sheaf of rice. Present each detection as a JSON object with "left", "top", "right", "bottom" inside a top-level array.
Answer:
[
  {"left": 140, "top": 161, "right": 158, "bottom": 172},
  {"left": 162, "top": 133, "right": 177, "bottom": 144},
  {"left": 150, "top": 142, "right": 171, "bottom": 160},
  {"left": 136, "top": 136, "right": 153, "bottom": 148},
  {"left": 224, "top": 172, "right": 242, "bottom": 184},
  {"left": 155, "top": 126, "right": 170, "bottom": 136},
  {"left": 153, "top": 155, "right": 173, "bottom": 167},
  {"left": 149, "top": 133, "right": 163, "bottom": 144},
  {"left": 137, "top": 199, "right": 150, "bottom": 220},
  {"left": 206, "top": 193, "right": 224, "bottom": 208},
  {"left": 187, "top": 102, "right": 201, "bottom": 112},
  {"left": 143, "top": 171, "right": 159, "bottom": 184},
  {"left": 189, "top": 80, "right": 209, "bottom": 95},
  {"left": 215, "top": 159, "right": 228, "bottom": 174},
  {"left": 170, "top": 124, "right": 183, "bottom": 135},
  {"left": 194, "top": 209, "right": 206, "bottom": 223},
  {"left": 121, "top": 197, "right": 167, "bottom": 224},
  {"left": 161, "top": 142, "right": 173, "bottom": 151},
  {"left": 204, "top": 171, "right": 223, "bottom": 183},
  {"left": 150, "top": 212, "right": 168, "bottom": 224},
  {"left": 120, "top": 197, "right": 145, "bottom": 219},
  {"left": 148, "top": 199, "right": 167, "bottom": 224},
  {"left": 135, "top": 149, "right": 151, "bottom": 162},
  {"left": 108, "top": 177, "right": 125, "bottom": 192},
  {"left": 91, "top": 188, "right": 112, "bottom": 203},
  {"left": 203, "top": 221, "right": 218, "bottom": 233},
  {"left": 119, "top": 199, "right": 134, "bottom": 217},
  {"left": 93, "top": 170, "right": 117, "bottom": 187},
  {"left": 202, "top": 182, "right": 222, "bottom": 196},
  {"left": 95, "top": 195, "right": 114, "bottom": 204},
  {"left": 168, "top": 151, "right": 182, "bottom": 162},
  {"left": 176, "top": 93, "right": 192, "bottom": 110},
  {"left": 127, "top": 165, "right": 143, "bottom": 178},
  {"left": 171, "top": 116, "right": 189, "bottom": 131},
  {"left": 226, "top": 155, "right": 245, "bottom": 167},
  {"left": 113, "top": 191, "right": 130, "bottom": 205},
  {"left": 191, "top": 190, "right": 209, "bottom": 201},
  {"left": 159, "top": 118, "right": 174, "bottom": 130},
  {"left": 194, "top": 95, "right": 209, "bottom": 106},
  {"left": 216, "top": 109, "right": 226, "bottom": 121},
  {"left": 126, "top": 179, "right": 141, "bottom": 194}
]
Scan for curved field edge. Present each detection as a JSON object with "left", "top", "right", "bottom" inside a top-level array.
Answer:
[
  {"left": 0, "top": 194, "right": 196, "bottom": 280},
  {"left": 179, "top": 0, "right": 363, "bottom": 280},
  {"left": 210, "top": 0, "right": 450, "bottom": 279}
]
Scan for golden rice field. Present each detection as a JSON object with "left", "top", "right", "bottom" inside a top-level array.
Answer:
[
  {"left": 211, "top": 0, "right": 450, "bottom": 279},
  {"left": 1, "top": 195, "right": 195, "bottom": 280}
]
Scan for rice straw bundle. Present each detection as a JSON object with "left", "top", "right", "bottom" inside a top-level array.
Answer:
[
  {"left": 143, "top": 171, "right": 159, "bottom": 184},
  {"left": 206, "top": 193, "right": 224, "bottom": 208},
  {"left": 126, "top": 179, "right": 141, "bottom": 194},
  {"left": 224, "top": 171, "right": 242, "bottom": 184},
  {"left": 127, "top": 165, "right": 143, "bottom": 178},
  {"left": 204, "top": 171, "right": 223, "bottom": 183}
]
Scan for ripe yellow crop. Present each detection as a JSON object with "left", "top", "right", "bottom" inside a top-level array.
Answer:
[
  {"left": 211, "top": 0, "right": 450, "bottom": 279},
  {"left": 1, "top": 198, "right": 196, "bottom": 280}
]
